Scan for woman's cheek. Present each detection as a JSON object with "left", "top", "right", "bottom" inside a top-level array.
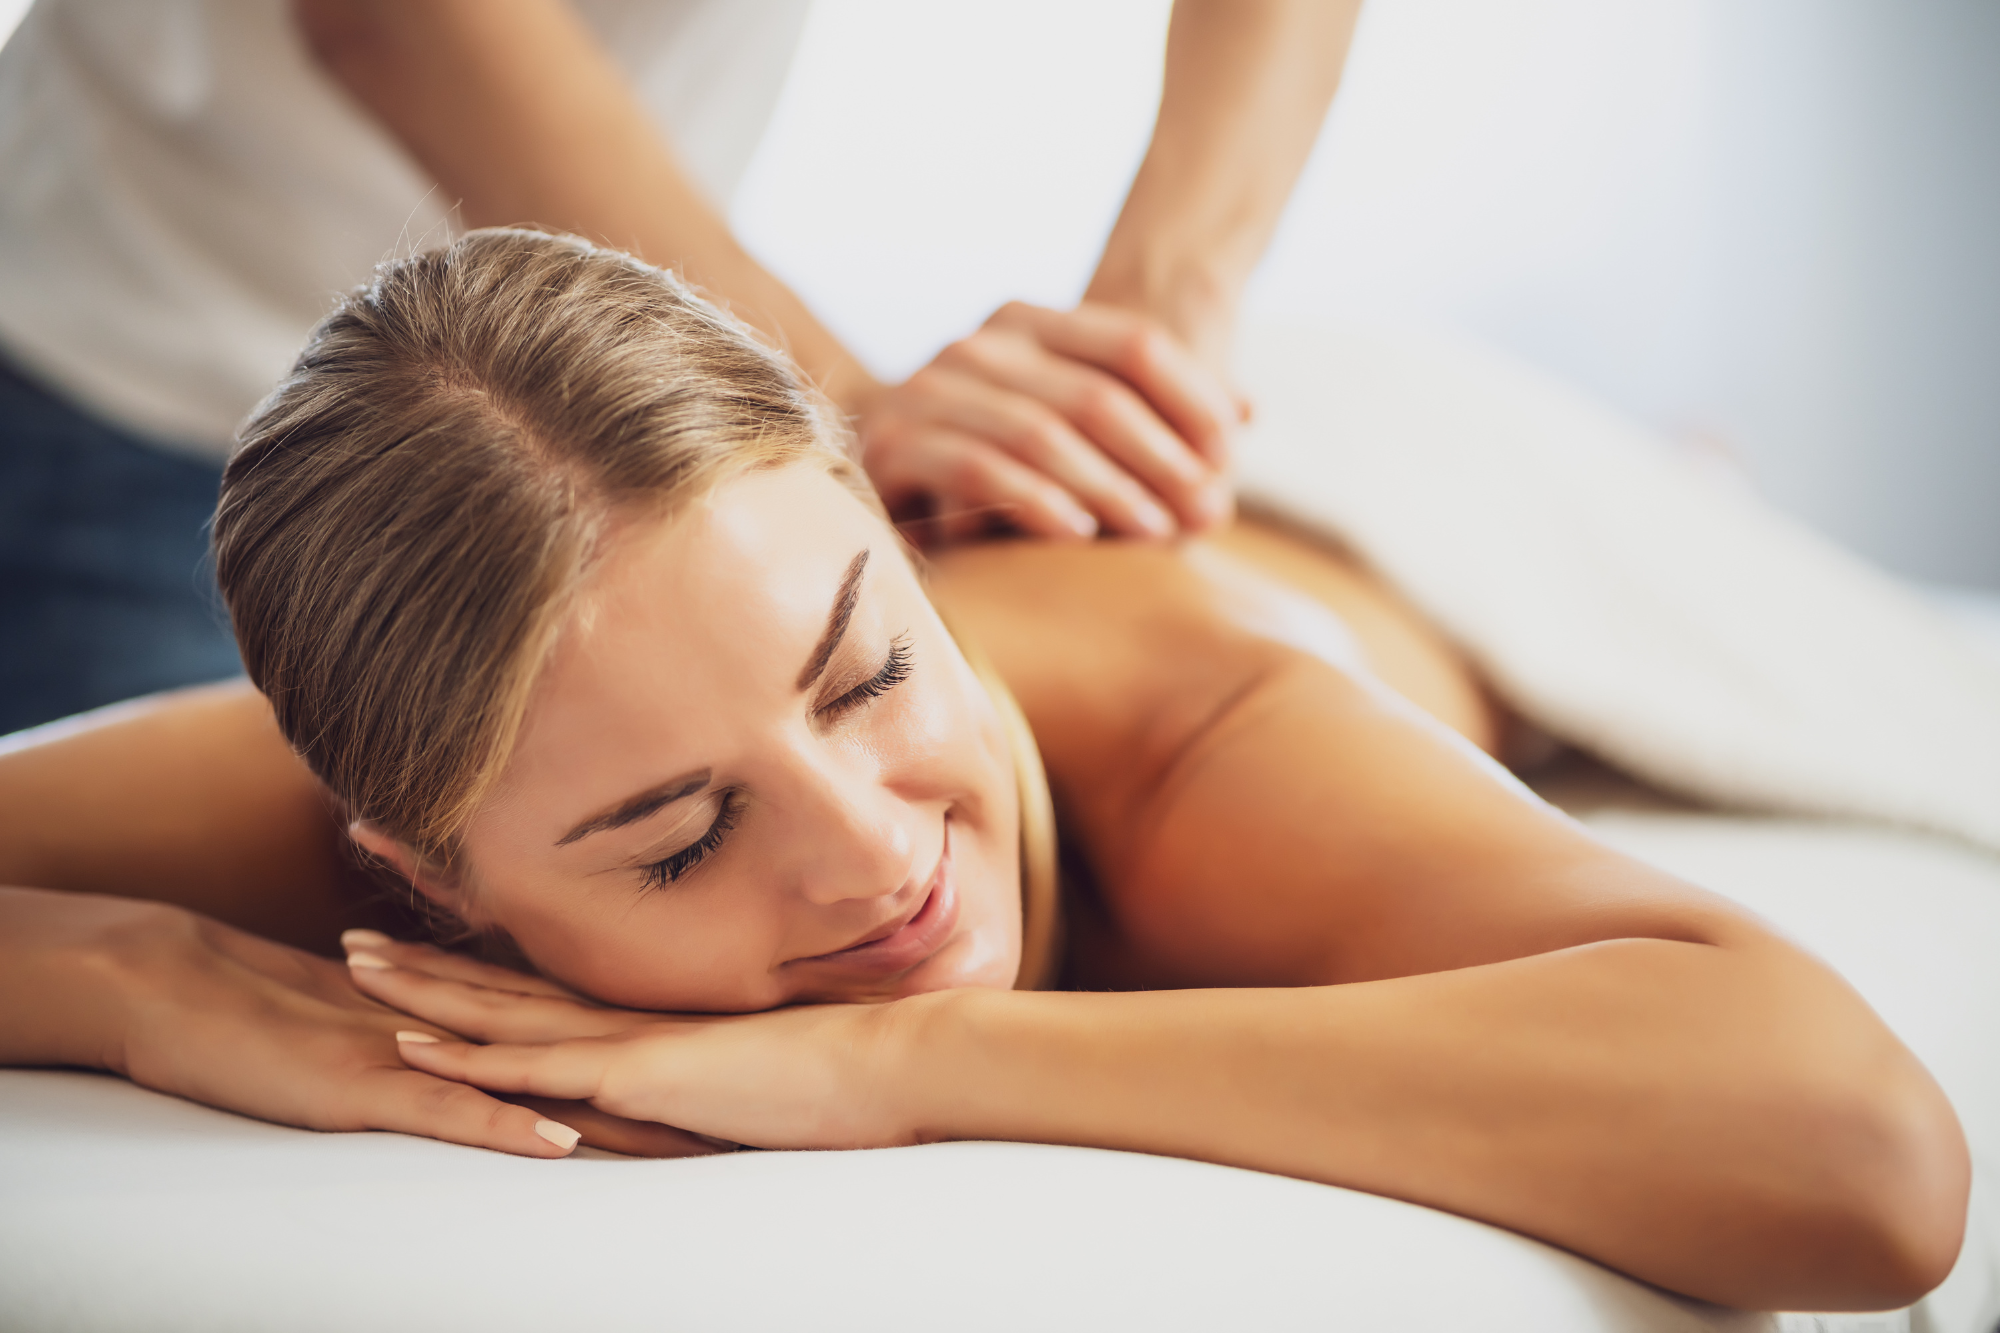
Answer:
[{"left": 504, "top": 889, "right": 789, "bottom": 1013}]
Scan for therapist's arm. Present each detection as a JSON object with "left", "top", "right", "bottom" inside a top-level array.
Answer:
[
  {"left": 292, "top": 0, "right": 878, "bottom": 416},
  {"left": 857, "top": 0, "right": 1363, "bottom": 538},
  {"left": 1086, "top": 0, "right": 1364, "bottom": 371},
  {"left": 293, "top": 0, "right": 1259, "bottom": 542}
]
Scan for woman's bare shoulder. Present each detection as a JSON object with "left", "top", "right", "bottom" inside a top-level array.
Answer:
[{"left": 924, "top": 529, "right": 1737, "bottom": 994}]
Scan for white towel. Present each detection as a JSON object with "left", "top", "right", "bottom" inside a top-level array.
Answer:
[{"left": 1232, "top": 323, "right": 2000, "bottom": 853}]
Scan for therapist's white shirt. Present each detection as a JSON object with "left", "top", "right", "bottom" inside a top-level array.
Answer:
[{"left": 0, "top": 0, "right": 810, "bottom": 460}]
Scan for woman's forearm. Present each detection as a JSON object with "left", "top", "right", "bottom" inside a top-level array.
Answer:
[
  {"left": 0, "top": 887, "right": 151, "bottom": 1070},
  {"left": 293, "top": 0, "right": 884, "bottom": 417},
  {"left": 899, "top": 934, "right": 1966, "bottom": 1310},
  {"left": 1086, "top": 0, "right": 1363, "bottom": 366}
]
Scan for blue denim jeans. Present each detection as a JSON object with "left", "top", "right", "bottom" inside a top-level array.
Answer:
[{"left": 0, "top": 359, "right": 243, "bottom": 733}]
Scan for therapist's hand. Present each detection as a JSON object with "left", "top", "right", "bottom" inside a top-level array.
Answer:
[{"left": 858, "top": 302, "right": 1240, "bottom": 545}]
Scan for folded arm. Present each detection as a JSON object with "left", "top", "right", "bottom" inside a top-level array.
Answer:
[{"left": 0, "top": 686, "right": 700, "bottom": 1157}]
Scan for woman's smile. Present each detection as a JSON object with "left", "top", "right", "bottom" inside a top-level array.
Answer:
[{"left": 790, "top": 817, "right": 958, "bottom": 979}]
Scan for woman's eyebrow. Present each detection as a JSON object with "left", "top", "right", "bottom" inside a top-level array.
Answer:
[
  {"left": 557, "top": 770, "right": 712, "bottom": 847},
  {"left": 795, "top": 548, "right": 870, "bottom": 692}
]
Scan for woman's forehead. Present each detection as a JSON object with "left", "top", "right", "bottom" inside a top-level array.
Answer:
[{"left": 504, "top": 467, "right": 898, "bottom": 777}]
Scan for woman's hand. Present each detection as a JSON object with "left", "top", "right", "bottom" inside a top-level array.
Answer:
[
  {"left": 345, "top": 935, "right": 918, "bottom": 1151},
  {"left": 0, "top": 887, "right": 709, "bottom": 1159},
  {"left": 858, "top": 302, "right": 1241, "bottom": 545}
]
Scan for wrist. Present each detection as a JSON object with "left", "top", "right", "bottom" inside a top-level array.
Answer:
[
  {"left": 0, "top": 887, "right": 171, "bottom": 1072},
  {"left": 1083, "top": 253, "right": 1241, "bottom": 372},
  {"left": 875, "top": 985, "right": 1013, "bottom": 1147}
]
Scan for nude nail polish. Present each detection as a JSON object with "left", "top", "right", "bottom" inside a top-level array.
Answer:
[
  {"left": 346, "top": 951, "right": 393, "bottom": 970},
  {"left": 395, "top": 1031, "right": 439, "bottom": 1044},
  {"left": 534, "top": 1119, "right": 581, "bottom": 1152},
  {"left": 340, "top": 928, "right": 392, "bottom": 950}
]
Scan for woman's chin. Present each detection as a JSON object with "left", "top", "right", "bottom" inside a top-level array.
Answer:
[{"left": 894, "top": 917, "right": 1021, "bottom": 997}]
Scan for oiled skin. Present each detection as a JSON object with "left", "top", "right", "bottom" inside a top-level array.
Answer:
[{"left": 934, "top": 522, "right": 1592, "bottom": 992}]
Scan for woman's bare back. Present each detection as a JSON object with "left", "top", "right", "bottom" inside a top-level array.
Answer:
[{"left": 925, "top": 522, "right": 1688, "bottom": 994}]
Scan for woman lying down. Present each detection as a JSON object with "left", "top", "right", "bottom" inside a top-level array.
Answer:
[{"left": 0, "top": 230, "right": 1967, "bottom": 1312}]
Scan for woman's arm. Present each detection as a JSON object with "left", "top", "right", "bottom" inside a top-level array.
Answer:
[
  {"left": 1085, "top": 0, "right": 1364, "bottom": 368},
  {"left": 900, "top": 935, "right": 1961, "bottom": 1312},
  {"left": 0, "top": 682, "right": 366, "bottom": 953}
]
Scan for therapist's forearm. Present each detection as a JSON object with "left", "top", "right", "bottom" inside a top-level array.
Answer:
[
  {"left": 1086, "top": 0, "right": 1363, "bottom": 367},
  {"left": 293, "top": 0, "right": 884, "bottom": 417}
]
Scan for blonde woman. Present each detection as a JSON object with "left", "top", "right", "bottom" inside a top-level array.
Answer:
[{"left": 0, "top": 231, "right": 1967, "bottom": 1313}]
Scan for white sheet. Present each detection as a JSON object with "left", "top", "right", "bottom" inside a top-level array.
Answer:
[
  {"left": 1232, "top": 323, "right": 2000, "bottom": 854},
  {"left": 4, "top": 800, "right": 1996, "bottom": 1333}
]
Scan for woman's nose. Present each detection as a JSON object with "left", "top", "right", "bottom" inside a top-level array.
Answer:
[{"left": 790, "top": 762, "right": 917, "bottom": 907}]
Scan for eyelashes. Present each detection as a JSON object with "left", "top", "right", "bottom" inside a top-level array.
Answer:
[
  {"left": 640, "top": 790, "right": 744, "bottom": 891},
  {"left": 817, "top": 634, "right": 912, "bottom": 721},
  {"left": 636, "top": 635, "right": 915, "bottom": 891}
]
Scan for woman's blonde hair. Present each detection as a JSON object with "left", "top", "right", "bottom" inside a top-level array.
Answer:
[{"left": 215, "top": 228, "right": 875, "bottom": 861}]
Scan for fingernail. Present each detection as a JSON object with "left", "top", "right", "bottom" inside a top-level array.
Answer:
[
  {"left": 346, "top": 951, "right": 393, "bottom": 971},
  {"left": 1063, "top": 507, "right": 1099, "bottom": 538},
  {"left": 395, "top": 1030, "right": 439, "bottom": 1044},
  {"left": 341, "top": 929, "right": 393, "bottom": 950},
  {"left": 534, "top": 1118, "right": 582, "bottom": 1152},
  {"left": 1198, "top": 486, "right": 1233, "bottom": 525}
]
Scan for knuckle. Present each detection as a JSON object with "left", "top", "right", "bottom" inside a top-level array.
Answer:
[
  {"left": 1117, "top": 326, "right": 1164, "bottom": 377},
  {"left": 1074, "top": 381, "right": 1127, "bottom": 430},
  {"left": 936, "top": 337, "right": 986, "bottom": 369},
  {"left": 945, "top": 450, "right": 996, "bottom": 492}
]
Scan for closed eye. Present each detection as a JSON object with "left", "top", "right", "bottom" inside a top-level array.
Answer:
[
  {"left": 639, "top": 791, "right": 744, "bottom": 891},
  {"left": 818, "top": 635, "right": 912, "bottom": 721}
]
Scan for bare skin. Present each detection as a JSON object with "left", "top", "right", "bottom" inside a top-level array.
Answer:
[{"left": 0, "top": 473, "right": 1970, "bottom": 1310}]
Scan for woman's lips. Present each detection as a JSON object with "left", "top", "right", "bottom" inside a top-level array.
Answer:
[{"left": 793, "top": 827, "right": 958, "bottom": 977}]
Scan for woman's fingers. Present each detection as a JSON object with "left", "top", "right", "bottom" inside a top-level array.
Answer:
[
  {"left": 349, "top": 1065, "right": 581, "bottom": 1158},
  {"left": 986, "top": 301, "right": 1239, "bottom": 471},
  {"left": 339, "top": 930, "right": 577, "bottom": 998},
  {"left": 396, "top": 1031, "right": 611, "bottom": 1102},
  {"left": 501, "top": 1094, "right": 726, "bottom": 1158},
  {"left": 346, "top": 953, "right": 641, "bottom": 1042}
]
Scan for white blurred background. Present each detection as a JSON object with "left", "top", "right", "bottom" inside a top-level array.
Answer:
[{"left": 5, "top": 0, "right": 1994, "bottom": 588}]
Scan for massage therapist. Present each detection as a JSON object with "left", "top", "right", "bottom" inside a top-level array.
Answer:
[{"left": 0, "top": 0, "right": 1361, "bottom": 732}]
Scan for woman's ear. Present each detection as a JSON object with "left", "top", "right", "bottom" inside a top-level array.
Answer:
[{"left": 347, "top": 819, "right": 474, "bottom": 922}]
